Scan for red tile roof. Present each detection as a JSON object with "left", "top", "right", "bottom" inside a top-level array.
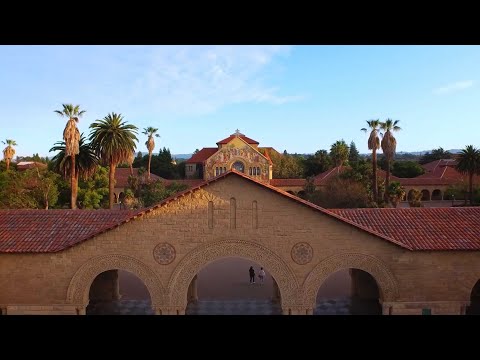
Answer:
[
  {"left": 269, "top": 178, "right": 307, "bottom": 187},
  {"left": 329, "top": 208, "right": 480, "bottom": 251},
  {"left": 0, "top": 210, "right": 137, "bottom": 253},
  {"left": 3, "top": 171, "right": 480, "bottom": 253},
  {"left": 216, "top": 134, "right": 259, "bottom": 145},
  {"left": 115, "top": 168, "right": 163, "bottom": 188},
  {"left": 185, "top": 148, "right": 218, "bottom": 164}
]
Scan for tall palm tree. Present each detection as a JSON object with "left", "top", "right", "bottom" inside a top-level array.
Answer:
[
  {"left": 127, "top": 151, "right": 135, "bottom": 176},
  {"left": 89, "top": 113, "right": 138, "bottom": 209},
  {"left": 50, "top": 134, "right": 99, "bottom": 194},
  {"left": 361, "top": 119, "right": 382, "bottom": 203},
  {"left": 380, "top": 119, "right": 401, "bottom": 203},
  {"left": 54, "top": 104, "right": 85, "bottom": 209},
  {"left": 2, "top": 139, "right": 17, "bottom": 171},
  {"left": 456, "top": 145, "right": 480, "bottom": 205},
  {"left": 330, "top": 140, "right": 349, "bottom": 170},
  {"left": 143, "top": 127, "right": 160, "bottom": 181}
]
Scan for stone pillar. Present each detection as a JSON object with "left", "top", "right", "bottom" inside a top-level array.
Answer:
[
  {"left": 187, "top": 275, "right": 198, "bottom": 303},
  {"left": 272, "top": 281, "right": 281, "bottom": 304}
]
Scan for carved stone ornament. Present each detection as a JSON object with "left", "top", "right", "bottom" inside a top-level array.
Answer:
[
  {"left": 153, "top": 243, "right": 176, "bottom": 265},
  {"left": 291, "top": 242, "right": 313, "bottom": 265}
]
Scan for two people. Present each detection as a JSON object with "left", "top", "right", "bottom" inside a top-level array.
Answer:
[{"left": 249, "top": 266, "right": 266, "bottom": 284}]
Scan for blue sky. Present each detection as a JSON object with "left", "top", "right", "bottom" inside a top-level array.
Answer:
[{"left": 1, "top": 45, "right": 479, "bottom": 158}]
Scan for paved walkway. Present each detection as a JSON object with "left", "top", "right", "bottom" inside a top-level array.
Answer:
[{"left": 86, "top": 297, "right": 381, "bottom": 315}]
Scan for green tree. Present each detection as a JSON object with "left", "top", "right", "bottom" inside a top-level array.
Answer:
[
  {"left": 89, "top": 113, "right": 138, "bottom": 209},
  {"left": 307, "top": 175, "right": 369, "bottom": 209},
  {"left": 303, "top": 150, "right": 332, "bottom": 177},
  {"left": 30, "top": 169, "right": 60, "bottom": 209},
  {"left": 140, "top": 180, "right": 188, "bottom": 207},
  {"left": 380, "top": 119, "right": 401, "bottom": 203},
  {"left": 361, "top": 119, "right": 382, "bottom": 203},
  {"left": 54, "top": 104, "right": 85, "bottom": 209},
  {"left": 455, "top": 145, "right": 480, "bottom": 205},
  {"left": 77, "top": 166, "right": 109, "bottom": 209},
  {"left": 348, "top": 141, "right": 360, "bottom": 165},
  {"left": 143, "top": 127, "right": 160, "bottom": 181},
  {"left": 419, "top": 147, "right": 452, "bottom": 164},
  {"left": 0, "top": 171, "right": 37, "bottom": 208},
  {"left": 330, "top": 140, "right": 349, "bottom": 169},
  {"left": 392, "top": 161, "right": 425, "bottom": 178},
  {"left": 303, "top": 176, "right": 316, "bottom": 195},
  {"left": 50, "top": 134, "right": 99, "bottom": 208},
  {"left": 2, "top": 139, "right": 17, "bottom": 171},
  {"left": 387, "top": 181, "right": 406, "bottom": 208}
]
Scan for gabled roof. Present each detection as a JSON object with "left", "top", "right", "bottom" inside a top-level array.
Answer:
[
  {"left": 186, "top": 148, "right": 218, "bottom": 164},
  {"left": 2, "top": 171, "right": 480, "bottom": 254},
  {"left": 329, "top": 208, "right": 480, "bottom": 251},
  {"left": 216, "top": 134, "right": 259, "bottom": 145},
  {"left": 115, "top": 168, "right": 163, "bottom": 188}
]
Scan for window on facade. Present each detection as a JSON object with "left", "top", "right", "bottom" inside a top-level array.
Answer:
[
  {"left": 253, "top": 167, "right": 256, "bottom": 175},
  {"left": 232, "top": 161, "right": 245, "bottom": 173},
  {"left": 215, "top": 167, "right": 219, "bottom": 176},
  {"left": 257, "top": 167, "right": 261, "bottom": 176},
  {"left": 223, "top": 167, "right": 226, "bottom": 173}
]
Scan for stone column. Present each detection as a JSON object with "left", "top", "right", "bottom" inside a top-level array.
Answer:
[
  {"left": 272, "top": 281, "right": 281, "bottom": 304},
  {"left": 112, "top": 270, "right": 121, "bottom": 300}
]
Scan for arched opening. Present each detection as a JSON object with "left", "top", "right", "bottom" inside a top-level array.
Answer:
[
  {"left": 86, "top": 269, "right": 153, "bottom": 315},
  {"left": 421, "top": 189, "right": 430, "bottom": 201},
  {"left": 286, "top": 190, "right": 296, "bottom": 195},
  {"left": 114, "top": 192, "right": 119, "bottom": 203},
  {"left": 466, "top": 280, "right": 480, "bottom": 315},
  {"left": 231, "top": 161, "right": 245, "bottom": 173},
  {"left": 315, "top": 269, "right": 382, "bottom": 315},
  {"left": 407, "top": 189, "right": 415, "bottom": 201},
  {"left": 298, "top": 190, "right": 306, "bottom": 198},
  {"left": 119, "top": 192, "right": 125, "bottom": 203},
  {"left": 431, "top": 189, "right": 442, "bottom": 201},
  {"left": 185, "top": 257, "right": 282, "bottom": 315}
]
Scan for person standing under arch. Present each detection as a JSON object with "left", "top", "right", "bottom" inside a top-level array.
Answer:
[{"left": 249, "top": 266, "right": 256, "bottom": 284}]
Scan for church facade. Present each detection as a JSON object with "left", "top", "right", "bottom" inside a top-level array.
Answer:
[{"left": 185, "top": 130, "right": 276, "bottom": 183}]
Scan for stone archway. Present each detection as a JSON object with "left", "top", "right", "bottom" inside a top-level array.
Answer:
[
  {"left": 303, "top": 253, "right": 399, "bottom": 311},
  {"left": 167, "top": 241, "right": 299, "bottom": 312},
  {"left": 66, "top": 254, "right": 165, "bottom": 312}
]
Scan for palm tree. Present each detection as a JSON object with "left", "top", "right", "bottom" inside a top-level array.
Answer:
[
  {"left": 54, "top": 104, "right": 85, "bottom": 209},
  {"left": 361, "top": 120, "right": 382, "bottom": 203},
  {"left": 2, "top": 139, "right": 17, "bottom": 171},
  {"left": 456, "top": 145, "right": 480, "bottom": 205},
  {"left": 387, "top": 181, "right": 406, "bottom": 208},
  {"left": 89, "top": 113, "right": 138, "bottom": 209},
  {"left": 127, "top": 151, "right": 135, "bottom": 176},
  {"left": 49, "top": 134, "right": 99, "bottom": 198},
  {"left": 143, "top": 127, "right": 160, "bottom": 181},
  {"left": 380, "top": 119, "right": 401, "bottom": 203},
  {"left": 330, "top": 140, "right": 349, "bottom": 170}
]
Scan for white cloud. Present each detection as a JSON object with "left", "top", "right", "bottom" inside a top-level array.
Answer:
[
  {"left": 119, "top": 45, "right": 303, "bottom": 116},
  {"left": 433, "top": 80, "right": 474, "bottom": 95}
]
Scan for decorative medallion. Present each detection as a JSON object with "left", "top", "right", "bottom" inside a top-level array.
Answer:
[
  {"left": 153, "top": 243, "right": 176, "bottom": 265},
  {"left": 291, "top": 242, "right": 313, "bottom": 265}
]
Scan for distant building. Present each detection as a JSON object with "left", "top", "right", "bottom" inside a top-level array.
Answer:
[
  {"left": 16, "top": 161, "right": 47, "bottom": 171},
  {"left": 185, "top": 129, "right": 279, "bottom": 183}
]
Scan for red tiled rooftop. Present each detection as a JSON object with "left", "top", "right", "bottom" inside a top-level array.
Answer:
[
  {"left": 185, "top": 148, "right": 218, "bottom": 163},
  {"left": 115, "top": 168, "right": 163, "bottom": 188},
  {"left": 216, "top": 134, "right": 259, "bottom": 145},
  {"left": 0, "top": 209, "right": 137, "bottom": 253},
  {"left": 329, "top": 208, "right": 480, "bottom": 251}
]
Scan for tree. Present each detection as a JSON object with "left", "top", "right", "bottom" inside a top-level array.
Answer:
[
  {"left": 387, "top": 181, "right": 406, "bottom": 208},
  {"left": 303, "top": 176, "right": 316, "bottom": 195},
  {"left": 380, "top": 119, "right": 401, "bottom": 203},
  {"left": 50, "top": 134, "right": 99, "bottom": 208},
  {"left": 361, "top": 119, "right": 382, "bottom": 203},
  {"left": 54, "top": 104, "right": 85, "bottom": 209},
  {"left": 408, "top": 189, "right": 423, "bottom": 207},
  {"left": 330, "top": 140, "right": 349, "bottom": 169},
  {"left": 391, "top": 161, "right": 425, "bottom": 178},
  {"left": 143, "top": 127, "right": 160, "bottom": 181},
  {"left": 455, "top": 145, "right": 480, "bottom": 205},
  {"left": 419, "top": 147, "right": 452, "bottom": 164},
  {"left": 127, "top": 151, "right": 135, "bottom": 176},
  {"left": 30, "top": 169, "right": 60, "bottom": 210},
  {"left": 89, "top": 113, "right": 138, "bottom": 209},
  {"left": 2, "top": 139, "right": 17, "bottom": 171},
  {"left": 348, "top": 141, "right": 360, "bottom": 165},
  {"left": 77, "top": 166, "right": 109, "bottom": 209}
]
